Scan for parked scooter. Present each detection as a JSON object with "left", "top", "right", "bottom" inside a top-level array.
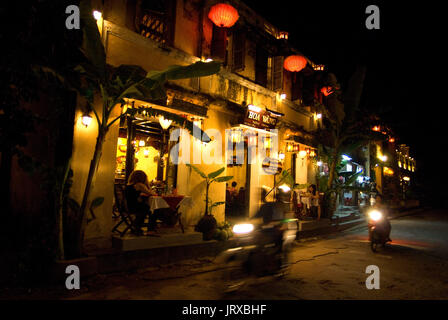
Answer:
[
  {"left": 217, "top": 218, "right": 298, "bottom": 292},
  {"left": 367, "top": 208, "right": 392, "bottom": 252}
]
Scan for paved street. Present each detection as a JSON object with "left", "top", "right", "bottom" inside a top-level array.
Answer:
[{"left": 3, "top": 208, "right": 448, "bottom": 300}]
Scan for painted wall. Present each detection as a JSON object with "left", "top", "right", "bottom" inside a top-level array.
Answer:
[
  {"left": 69, "top": 1, "right": 318, "bottom": 243},
  {"left": 70, "top": 102, "right": 121, "bottom": 242}
]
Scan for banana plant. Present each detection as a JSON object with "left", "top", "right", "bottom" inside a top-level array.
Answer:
[
  {"left": 70, "top": 0, "right": 221, "bottom": 257},
  {"left": 186, "top": 164, "right": 233, "bottom": 216}
]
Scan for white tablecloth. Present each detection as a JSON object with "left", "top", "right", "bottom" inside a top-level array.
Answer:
[
  {"left": 148, "top": 196, "right": 170, "bottom": 213},
  {"left": 148, "top": 196, "right": 193, "bottom": 213}
]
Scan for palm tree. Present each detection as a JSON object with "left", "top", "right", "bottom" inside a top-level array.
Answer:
[{"left": 316, "top": 66, "right": 384, "bottom": 217}]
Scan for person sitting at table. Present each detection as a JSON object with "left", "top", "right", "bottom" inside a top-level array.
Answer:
[
  {"left": 227, "top": 181, "right": 238, "bottom": 197},
  {"left": 125, "top": 170, "right": 163, "bottom": 235}
]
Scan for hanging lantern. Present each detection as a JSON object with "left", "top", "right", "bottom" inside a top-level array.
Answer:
[
  {"left": 321, "top": 86, "right": 333, "bottom": 96},
  {"left": 159, "top": 116, "right": 172, "bottom": 130},
  {"left": 310, "top": 150, "right": 316, "bottom": 158},
  {"left": 286, "top": 143, "right": 293, "bottom": 152},
  {"left": 283, "top": 55, "right": 307, "bottom": 72},
  {"left": 208, "top": 3, "right": 239, "bottom": 28},
  {"left": 293, "top": 144, "right": 299, "bottom": 152}
]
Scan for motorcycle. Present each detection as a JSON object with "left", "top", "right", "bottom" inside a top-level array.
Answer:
[
  {"left": 367, "top": 209, "right": 392, "bottom": 252},
  {"left": 217, "top": 218, "right": 298, "bottom": 292}
]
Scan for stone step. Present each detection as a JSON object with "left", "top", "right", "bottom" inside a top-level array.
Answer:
[{"left": 112, "top": 232, "right": 205, "bottom": 251}]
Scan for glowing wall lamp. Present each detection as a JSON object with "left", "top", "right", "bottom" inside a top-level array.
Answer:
[
  {"left": 93, "top": 10, "right": 102, "bottom": 20},
  {"left": 81, "top": 113, "right": 93, "bottom": 128},
  {"left": 278, "top": 152, "right": 285, "bottom": 161}
]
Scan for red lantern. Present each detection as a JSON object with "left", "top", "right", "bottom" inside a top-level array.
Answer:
[
  {"left": 208, "top": 3, "right": 239, "bottom": 28},
  {"left": 321, "top": 86, "right": 333, "bottom": 96},
  {"left": 283, "top": 55, "right": 307, "bottom": 72}
]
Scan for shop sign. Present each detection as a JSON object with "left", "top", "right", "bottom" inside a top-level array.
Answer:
[{"left": 244, "top": 105, "right": 281, "bottom": 130}]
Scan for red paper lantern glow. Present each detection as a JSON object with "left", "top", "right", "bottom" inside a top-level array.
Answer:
[
  {"left": 321, "top": 86, "right": 333, "bottom": 96},
  {"left": 208, "top": 3, "right": 239, "bottom": 28},
  {"left": 283, "top": 55, "right": 307, "bottom": 72}
]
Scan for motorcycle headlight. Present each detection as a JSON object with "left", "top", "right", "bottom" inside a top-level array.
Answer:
[
  {"left": 232, "top": 223, "right": 254, "bottom": 235},
  {"left": 368, "top": 210, "right": 383, "bottom": 221}
]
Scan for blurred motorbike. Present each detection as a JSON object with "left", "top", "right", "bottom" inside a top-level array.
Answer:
[
  {"left": 367, "top": 209, "right": 392, "bottom": 252},
  {"left": 217, "top": 218, "right": 297, "bottom": 292}
]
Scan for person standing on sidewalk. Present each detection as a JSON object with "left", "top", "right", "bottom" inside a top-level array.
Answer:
[{"left": 308, "top": 184, "right": 321, "bottom": 221}]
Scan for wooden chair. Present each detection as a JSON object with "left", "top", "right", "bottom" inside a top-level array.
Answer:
[{"left": 112, "top": 184, "right": 140, "bottom": 237}]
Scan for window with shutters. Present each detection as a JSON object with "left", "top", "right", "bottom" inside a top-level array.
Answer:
[
  {"left": 255, "top": 46, "right": 268, "bottom": 87},
  {"left": 136, "top": 0, "right": 176, "bottom": 45},
  {"left": 302, "top": 75, "right": 315, "bottom": 106},
  {"left": 232, "top": 31, "right": 246, "bottom": 72},
  {"left": 271, "top": 56, "right": 283, "bottom": 91},
  {"left": 211, "top": 25, "right": 228, "bottom": 63}
]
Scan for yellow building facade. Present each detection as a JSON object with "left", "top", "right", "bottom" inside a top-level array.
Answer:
[{"left": 71, "top": 0, "right": 324, "bottom": 245}]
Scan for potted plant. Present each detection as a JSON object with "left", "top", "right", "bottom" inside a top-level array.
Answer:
[{"left": 187, "top": 164, "right": 233, "bottom": 240}]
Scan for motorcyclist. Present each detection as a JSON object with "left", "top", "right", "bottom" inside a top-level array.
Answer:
[
  {"left": 254, "top": 187, "right": 291, "bottom": 250},
  {"left": 370, "top": 194, "right": 392, "bottom": 242}
]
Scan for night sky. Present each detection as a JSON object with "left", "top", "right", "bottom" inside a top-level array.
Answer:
[{"left": 242, "top": 0, "right": 444, "bottom": 201}]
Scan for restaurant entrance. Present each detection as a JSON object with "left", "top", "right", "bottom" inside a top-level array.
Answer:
[
  {"left": 114, "top": 114, "right": 177, "bottom": 194},
  {"left": 225, "top": 128, "right": 252, "bottom": 217}
]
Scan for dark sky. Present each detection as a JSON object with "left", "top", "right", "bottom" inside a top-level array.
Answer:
[{"left": 241, "top": 0, "right": 444, "bottom": 191}]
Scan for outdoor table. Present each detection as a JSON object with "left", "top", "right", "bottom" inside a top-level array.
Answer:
[
  {"left": 148, "top": 196, "right": 170, "bottom": 213},
  {"left": 161, "top": 195, "right": 185, "bottom": 210}
]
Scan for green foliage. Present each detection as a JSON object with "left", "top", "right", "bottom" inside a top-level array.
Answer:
[
  {"left": 186, "top": 164, "right": 233, "bottom": 217},
  {"left": 208, "top": 167, "right": 225, "bottom": 179}
]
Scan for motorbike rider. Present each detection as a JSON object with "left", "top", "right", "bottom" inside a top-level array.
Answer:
[
  {"left": 370, "top": 194, "right": 392, "bottom": 242},
  {"left": 254, "top": 187, "right": 291, "bottom": 250}
]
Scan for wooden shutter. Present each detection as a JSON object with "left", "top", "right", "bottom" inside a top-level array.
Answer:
[
  {"left": 272, "top": 56, "right": 284, "bottom": 91},
  {"left": 255, "top": 46, "right": 268, "bottom": 87},
  {"left": 232, "top": 31, "right": 246, "bottom": 71},
  {"left": 302, "top": 75, "right": 314, "bottom": 106},
  {"left": 211, "top": 25, "right": 227, "bottom": 62},
  {"left": 291, "top": 73, "right": 303, "bottom": 102}
]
